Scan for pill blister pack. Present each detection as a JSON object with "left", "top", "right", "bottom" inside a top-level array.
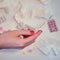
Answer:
[
  {"left": 14, "top": 14, "right": 45, "bottom": 31},
  {"left": 0, "top": 0, "right": 45, "bottom": 32},
  {"left": 0, "top": 0, "right": 22, "bottom": 32},
  {"left": 0, "top": 0, "right": 50, "bottom": 31},
  {"left": 0, "top": 7, "right": 7, "bottom": 24},
  {"left": 35, "top": 36, "right": 60, "bottom": 56},
  {"left": 47, "top": 19, "right": 58, "bottom": 32}
]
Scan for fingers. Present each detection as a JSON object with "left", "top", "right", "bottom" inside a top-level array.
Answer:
[
  {"left": 11, "top": 30, "right": 34, "bottom": 36},
  {"left": 18, "top": 30, "right": 42, "bottom": 44}
]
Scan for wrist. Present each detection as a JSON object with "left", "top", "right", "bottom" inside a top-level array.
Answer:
[{"left": 0, "top": 35, "right": 5, "bottom": 48}]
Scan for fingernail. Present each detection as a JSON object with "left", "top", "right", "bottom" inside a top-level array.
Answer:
[{"left": 30, "top": 30, "right": 34, "bottom": 35}]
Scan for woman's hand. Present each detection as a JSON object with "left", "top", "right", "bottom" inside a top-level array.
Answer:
[{"left": 0, "top": 29, "right": 42, "bottom": 49}]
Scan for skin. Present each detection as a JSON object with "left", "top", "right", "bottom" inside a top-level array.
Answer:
[{"left": 0, "top": 29, "right": 42, "bottom": 49}]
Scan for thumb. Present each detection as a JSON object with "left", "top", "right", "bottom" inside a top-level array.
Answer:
[{"left": 11, "top": 30, "right": 34, "bottom": 36}]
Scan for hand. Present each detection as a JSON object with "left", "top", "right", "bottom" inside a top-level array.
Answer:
[{"left": 0, "top": 29, "right": 42, "bottom": 49}]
